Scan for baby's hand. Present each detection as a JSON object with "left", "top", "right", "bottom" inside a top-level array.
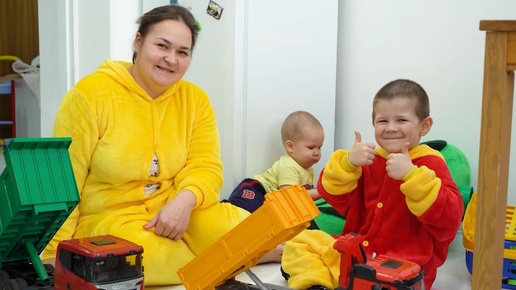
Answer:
[
  {"left": 347, "top": 131, "right": 376, "bottom": 166},
  {"left": 386, "top": 142, "right": 414, "bottom": 180}
]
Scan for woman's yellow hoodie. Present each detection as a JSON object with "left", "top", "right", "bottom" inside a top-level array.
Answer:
[{"left": 42, "top": 59, "right": 249, "bottom": 285}]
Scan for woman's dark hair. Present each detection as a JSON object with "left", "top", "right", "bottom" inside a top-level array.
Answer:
[{"left": 132, "top": 5, "right": 199, "bottom": 63}]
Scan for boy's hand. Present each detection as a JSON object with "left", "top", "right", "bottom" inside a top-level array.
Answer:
[
  {"left": 386, "top": 142, "right": 414, "bottom": 180},
  {"left": 348, "top": 130, "right": 376, "bottom": 166}
]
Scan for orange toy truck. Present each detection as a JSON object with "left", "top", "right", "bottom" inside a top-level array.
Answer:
[{"left": 178, "top": 184, "right": 320, "bottom": 290}]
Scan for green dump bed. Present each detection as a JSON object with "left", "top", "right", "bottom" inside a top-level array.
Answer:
[{"left": 0, "top": 138, "right": 79, "bottom": 263}]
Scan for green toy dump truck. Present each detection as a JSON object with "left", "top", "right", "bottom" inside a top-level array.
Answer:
[{"left": 0, "top": 138, "right": 144, "bottom": 290}]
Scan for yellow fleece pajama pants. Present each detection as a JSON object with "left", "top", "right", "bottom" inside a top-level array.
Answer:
[
  {"left": 75, "top": 202, "right": 250, "bottom": 285},
  {"left": 282, "top": 229, "right": 341, "bottom": 289}
]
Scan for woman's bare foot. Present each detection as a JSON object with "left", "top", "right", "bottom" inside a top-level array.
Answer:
[{"left": 257, "top": 242, "right": 284, "bottom": 264}]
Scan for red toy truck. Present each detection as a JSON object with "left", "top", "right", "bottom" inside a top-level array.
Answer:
[
  {"left": 53, "top": 235, "right": 144, "bottom": 290},
  {"left": 1, "top": 235, "right": 144, "bottom": 290},
  {"left": 333, "top": 233, "right": 425, "bottom": 290}
]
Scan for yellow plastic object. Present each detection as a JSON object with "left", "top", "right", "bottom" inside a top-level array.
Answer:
[
  {"left": 0, "top": 55, "right": 19, "bottom": 62},
  {"left": 462, "top": 192, "right": 516, "bottom": 259},
  {"left": 178, "top": 185, "right": 320, "bottom": 290}
]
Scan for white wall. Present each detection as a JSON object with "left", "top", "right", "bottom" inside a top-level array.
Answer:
[
  {"left": 242, "top": 1, "right": 337, "bottom": 196},
  {"left": 336, "top": 0, "right": 516, "bottom": 204},
  {"left": 14, "top": 78, "right": 40, "bottom": 137},
  {"left": 38, "top": 0, "right": 75, "bottom": 137}
]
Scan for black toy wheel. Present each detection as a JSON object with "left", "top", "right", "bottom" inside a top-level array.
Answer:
[
  {"left": 43, "top": 264, "right": 55, "bottom": 274},
  {"left": 0, "top": 271, "right": 9, "bottom": 283},
  {"left": 0, "top": 278, "right": 28, "bottom": 290}
]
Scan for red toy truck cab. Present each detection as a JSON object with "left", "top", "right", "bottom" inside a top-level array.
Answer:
[
  {"left": 334, "top": 233, "right": 425, "bottom": 290},
  {"left": 54, "top": 235, "right": 144, "bottom": 290}
]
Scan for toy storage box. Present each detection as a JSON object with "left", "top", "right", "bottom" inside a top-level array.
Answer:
[{"left": 463, "top": 192, "right": 516, "bottom": 289}]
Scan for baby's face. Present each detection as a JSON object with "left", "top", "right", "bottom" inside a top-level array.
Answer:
[{"left": 289, "top": 126, "right": 324, "bottom": 169}]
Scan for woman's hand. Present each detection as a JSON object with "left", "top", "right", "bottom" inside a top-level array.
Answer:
[{"left": 143, "top": 190, "right": 196, "bottom": 240}]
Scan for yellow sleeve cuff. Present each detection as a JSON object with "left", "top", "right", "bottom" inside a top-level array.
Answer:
[
  {"left": 400, "top": 166, "right": 440, "bottom": 217},
  {"left": 183, "top": 185, "right": 204, "bottom": 209},
  {"left": 340, "top": 154, "right": 359, "bottom": 173},
  {"left": 402, "top": 165, "right": 418, "bottom": 181}
]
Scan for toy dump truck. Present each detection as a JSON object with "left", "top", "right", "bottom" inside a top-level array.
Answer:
[
  {"left": 0, "top": 138, "right": 144, "bottom": 290},
  {"left": 178, "top": 184, "right": 320, "bottom": 290}
]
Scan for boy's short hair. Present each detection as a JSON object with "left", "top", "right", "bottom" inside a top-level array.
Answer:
[
  {"left": 281, "top": 111, "right": 322, "bottom": 143},
  {"left": 372, "top": 79, "right": 430, "bottom": 122}
]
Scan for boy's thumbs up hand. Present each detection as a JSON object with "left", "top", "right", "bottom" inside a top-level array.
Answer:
[
  {"left": 348, "top": 130, "right": 376, "bottom": 167},
  {"left": 386, "top": 142, "right": 414, "bottom": 180}
]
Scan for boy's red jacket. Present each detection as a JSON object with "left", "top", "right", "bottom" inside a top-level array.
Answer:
[{"left": 318, "top": 144, "right": 464, "bottom": 288}]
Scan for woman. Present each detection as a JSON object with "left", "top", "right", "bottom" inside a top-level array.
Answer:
[{"left": 41, "top": 5, "right": 250, "bottom": 285}]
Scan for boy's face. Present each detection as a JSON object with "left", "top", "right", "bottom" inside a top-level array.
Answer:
[
  {"left": 286, "top": 125, "right": 324, "bottom": 169},
  {"left": 373, "top": 97, "right": 432, "bottom": 153}
]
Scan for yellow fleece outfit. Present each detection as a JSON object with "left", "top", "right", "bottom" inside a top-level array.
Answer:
[
  {"left": 42, "top": 59, "right": 250, "bottom": 285},
  {"left": 282, "top": 230, "right": 341, "bottom": 289}
]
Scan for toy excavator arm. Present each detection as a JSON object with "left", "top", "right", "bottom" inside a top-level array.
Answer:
[{"left": 333, "top": 233, "right": 367, "bottom": 289}]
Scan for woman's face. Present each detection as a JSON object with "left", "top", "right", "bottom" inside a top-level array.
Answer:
[{"left": 131, "top": 19, "right": 192, "bottom": 98}]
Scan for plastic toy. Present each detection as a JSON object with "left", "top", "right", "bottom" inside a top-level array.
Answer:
[
  {"left": 177, "top": 184, "right": 320, "bottom": 290},
  {"left": 462, "top": 192, "right": 516, "bottom": 289},
  {"left": 52, "top": 235, "right": 144, "bottom": 290},
  {"left": 421, "top": 140, "right": 474, "bottom": 212},
  {"left": 0, "top": 138, "right": 144, "bottom": 290},
  {"left": 333, "top": 233, "right": 425, "bottom": 290},
  {"left": 309, "top": 198, "right": 346, "bottom": 235}
]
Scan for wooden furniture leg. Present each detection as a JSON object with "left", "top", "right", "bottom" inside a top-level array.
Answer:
[{"left": 473, "top": 20, "right": 516, "bottom": 290}]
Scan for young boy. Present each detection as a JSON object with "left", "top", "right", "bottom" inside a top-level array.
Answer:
[
  {"left": 224, "top": 110, "right": 324, "bottom": 213},
  {"left": 280, "top": 79, "right": 464, "bottom": 289}
]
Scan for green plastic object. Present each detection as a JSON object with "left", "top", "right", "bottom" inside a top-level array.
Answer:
[
  {"left": 421, "top": 140, "right": 474, "bottom": 212},
  {"left": 0, "top": 138, "right": 80, "bottom": 264},
  {"left": 312, "top": 199, "right": 346, "bottom": 235}
]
